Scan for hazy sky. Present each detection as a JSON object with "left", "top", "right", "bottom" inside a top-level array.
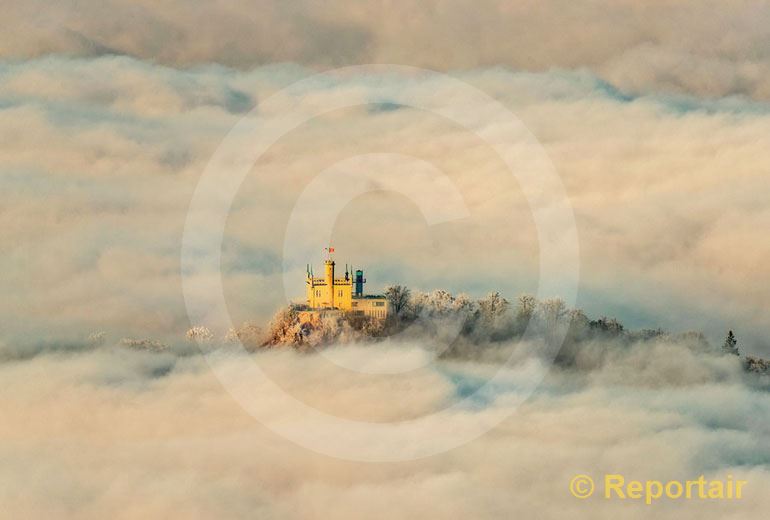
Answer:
[{"left": 1, "top": 1, "right": 769, "bottom": 354}]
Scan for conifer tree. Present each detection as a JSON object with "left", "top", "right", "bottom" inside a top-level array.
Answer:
[{"left": 722, "top": 330, "right": 739, "bottom": 356}]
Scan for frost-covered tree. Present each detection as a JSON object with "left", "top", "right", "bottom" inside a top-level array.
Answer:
[
  {"left": 564, "top": 308, "right": 590, "bottom": 343},
  {"left": 87, "top": 331, "right": 106, "bottom": 346},
  {"left": 408, "top": 291, "right": 429, "bottom": 317},
  {"left": 568, "top": 309, "right": 590, "bottom": 329},
  {"left": 225, "top": 322, "right": 263, "bottom": 350},
  {"left": 452, "top": 293, "right": 475, "bottom": 314},
  {"left": 722, "top": 330, "right": 739, "bottom": 356},
  {"left": 186, "top": 326, "right": 214, "bottom": 343},
  {"left": 539, "top": 298, "right": 568, "bottom": 330},
  {"left": 121, "top": 337, "right": 167, "bottom": 351},
  {"left": 266, "top": 306, "right": 301, "bottom": 345},
  {"left": 425, "top": 290, "right": 455, "bottom": 315},
  {"left": 478, "top": 292, "right": 509, "bottom": 323},
  {"left": 515, "top": 294, "right": 537, "bottom": 332}
]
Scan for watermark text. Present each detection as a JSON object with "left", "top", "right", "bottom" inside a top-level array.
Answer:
[{"left": 570, "top": 474, "right": 748, "bottom": 504}]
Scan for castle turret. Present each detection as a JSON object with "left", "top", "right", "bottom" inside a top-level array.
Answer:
[{"left": 325, "top": 259, "right": 335, "bottom": 308}]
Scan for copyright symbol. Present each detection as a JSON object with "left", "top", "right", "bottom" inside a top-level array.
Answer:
[
  {"left": 570, "top": 475, "right": 595, "bottom": 499},
  {"left": 182, "top": 64, "right": 580, "bottom": 461}
]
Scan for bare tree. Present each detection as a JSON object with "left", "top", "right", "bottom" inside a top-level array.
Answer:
[{"left": 385, "top": 285, "right": 411, "bottom": 317}]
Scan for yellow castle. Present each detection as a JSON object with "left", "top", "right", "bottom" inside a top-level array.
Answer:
[{"left": 305, "top": 250, "right": 388, "bottom": 320}]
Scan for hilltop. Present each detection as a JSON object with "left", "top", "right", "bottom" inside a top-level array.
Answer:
[{"left": 194, "top": 286, "right": 769, "bottom": 378}]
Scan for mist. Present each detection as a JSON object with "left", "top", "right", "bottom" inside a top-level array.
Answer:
[{"left": 2, "top": 322, "right": 769, "bottom": 518}]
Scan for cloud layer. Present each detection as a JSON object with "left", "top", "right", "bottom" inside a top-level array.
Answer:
[
  {"left": 0, "top": 339, "right": 768, "bottom": 518},
  {"left": 4, "top": 1, "right": 770, "bottom": 100}
]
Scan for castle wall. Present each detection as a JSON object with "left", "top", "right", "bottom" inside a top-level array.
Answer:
[{"left": 351, "top": 297, "right": 389, "bottom": 319}]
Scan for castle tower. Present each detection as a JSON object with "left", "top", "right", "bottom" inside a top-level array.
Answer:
[{"left": 324, "top": 259, "right": 335, "bottom": 308}]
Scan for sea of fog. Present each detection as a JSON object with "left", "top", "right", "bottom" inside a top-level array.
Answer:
[{"left": 1, "top": 339, "right": 768, "bottom": 518}]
